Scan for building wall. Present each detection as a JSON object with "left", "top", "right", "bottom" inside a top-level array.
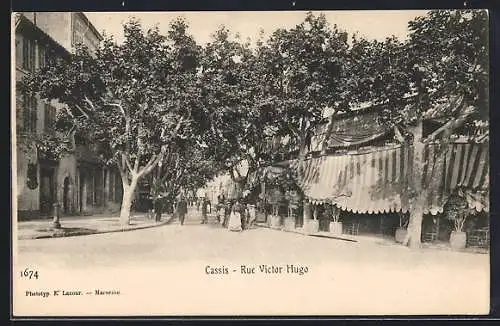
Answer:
[
  {"left": 22, "top": 12, "right": 102, "bottom": 54},
  {"left": 16, "top": 147, "right": 39, "bottom": 214},
  {"left": 15, "top": 28, "right": 47, "bottom": 217},
  {"left": 24, "top": 12, "right": 72, "bottom": 51},
  {"left": 15, "top": 13, "right": 110, "bottom": 219},
  {"left": 71, "top": 12, "right": 101, "bottom": 54}
]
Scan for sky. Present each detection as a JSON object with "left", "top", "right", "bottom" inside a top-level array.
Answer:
[{"left": 84, "top": 10, "right": 430, "bottom": 46}]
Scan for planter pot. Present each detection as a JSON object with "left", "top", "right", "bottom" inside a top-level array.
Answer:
[
  {"left": 449, "top": 231, "right": 467, "bottom": 250},
  {"left": 284, "top": 218, "right": 296, "bottom": 231},
  {"left": 303, "top": 220, "right": 319, "bottom": 235},
  {"left": 395, "top": 228, "right": 408, "bottom": 244},
  {"left": 329, "top": 221, "right": 343, "bottom": 236},
  {"left": 269, "top": 215, "right": 281, "bottom": 229}
]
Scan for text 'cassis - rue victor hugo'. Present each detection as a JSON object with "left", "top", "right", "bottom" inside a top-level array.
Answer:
[{"left": 205, "top": 264, "right": 309, "bottom": 276}]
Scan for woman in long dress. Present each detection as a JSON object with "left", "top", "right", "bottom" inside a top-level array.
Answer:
[
  {"left": 247, "top": 204, "right": 256, "bottom": 228},
  {"left": 228, "top": 202, "right": 242, "bottom": 232},
  {"left": 217, "top": 204, "right": 227, "bottom": 226}
]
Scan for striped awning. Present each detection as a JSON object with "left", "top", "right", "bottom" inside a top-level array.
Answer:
[
  {"left": 299, "top": 141, "right": 489, "bottom": 215},
  {"left": 300, "top": 145, "right": 410, "bottom": 213},
  {"left": 423, "top": 141, "right": 489, "bottom": 214}
]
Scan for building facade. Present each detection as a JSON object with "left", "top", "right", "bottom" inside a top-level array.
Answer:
[
  {"left": 14, "top": 12, "right": 122, "bottom": 220},
  {"left": 210, "top": 98, "right": 489, "bottom": 246},
  {"left": 22, "top": 12, "right": 102, "bottom": 54}
]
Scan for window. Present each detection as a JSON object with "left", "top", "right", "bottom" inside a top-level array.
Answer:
[
  {"left": 22, "top": 37, "right": 36, "bottom": 71},
  {"left": 38, "top": 45, "right": 46, "bottom": 69},
  {"left": 43, "top": 48, "right": 57, "bottom": 67},
  {"left": 72, "top": 19, "right": 85, "bottom": 46},
  {"left": 74, "top": 33, "right": 84, "bottom": 46},
  {"left": 22, "top": 93, "right": 37, "bottom": 133},
  {"left": 44, "top": 103, "right": 56, "bottom": 133}
]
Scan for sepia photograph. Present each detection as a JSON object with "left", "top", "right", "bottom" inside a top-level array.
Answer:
[{"left": 12, "top": 9, "right": 490, "bottom": 317}]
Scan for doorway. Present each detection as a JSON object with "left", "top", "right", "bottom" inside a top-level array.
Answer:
[
  {"left": 39, "top": 166, "right": 56, "bottom": 216},
  {"left": 79, "top": 171, "right": 85, "bottom": 213},
  {"left": 63, "top": 177, "right": 70, "bottom": 214}
]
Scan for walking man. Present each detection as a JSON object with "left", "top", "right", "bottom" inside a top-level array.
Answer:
[
  {"left": 176, "top": 195, "right": 188, "bottom": 226},
  {"left": 201, "top": 198, "right": 209, "bottom": 224},
  {"left": 154, "top": 194, "right": 163, "bottom": 222}
]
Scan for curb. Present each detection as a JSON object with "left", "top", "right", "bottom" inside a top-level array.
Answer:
[
  {"left": 18, "top": 215, "right": 175, "bottom": 240},
  {"left": 255, "top": 222, "right": 359, "bottom": 242}
]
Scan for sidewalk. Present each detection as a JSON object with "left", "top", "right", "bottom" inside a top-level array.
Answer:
[
  {"left": 17, "top": 212, "right": 175, "bottom": 240},
  {"left": 255, "top": 222, "right": 489, "bottom": 254}
]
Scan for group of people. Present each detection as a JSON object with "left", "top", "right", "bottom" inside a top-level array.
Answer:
[
  {"left": 173, "top": 193, "right": 256, "bottom": 231},
  {"left": 174, "top": 195, "right": 211, "bottom": 226},
  {"left": 215, "top": 194, "right": 256, "bottom": 232}
]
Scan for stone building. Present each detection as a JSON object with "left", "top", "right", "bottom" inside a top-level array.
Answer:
[{"left": 14, "top": 12, "right": 122, "bottom": 220}]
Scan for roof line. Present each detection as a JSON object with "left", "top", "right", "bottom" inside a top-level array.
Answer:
[
  {"left": 15, "top": 13, "right": 70, "bottom": 57},
  {"left": 76, "top": 12, "right": 104, "bottom": 41}
]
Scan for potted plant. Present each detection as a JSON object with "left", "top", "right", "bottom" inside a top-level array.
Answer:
[
  {"left": 395, "top": 213, "right": 409, "bottom": 243},
  {"left": 284, "top": 190, "right": 300, "bottom": 231},
  {"left": 269, "top": 204, "right": 281, "bottom": 229},
  {"left": 303, "top": 201, "right": 320, "bottom": 234},
  {"left": 444, "top": 190, "right": 470, "bottom": 250},
  {"left": 268, "top": 189, "right": 282, "bottom": 229},
  {"left": 328, "top": 204, "right": 343, "bottom": 236}
]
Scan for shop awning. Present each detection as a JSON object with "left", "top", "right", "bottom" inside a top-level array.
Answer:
[
  {"left": 309, "top": 107, "right": 393, "bottom": 151},
  {"left": 423, "top": 141, "right": 489, "bottom": 214},
  {"left": 299, "top": 141, "right": 489, "bottom": 215}
]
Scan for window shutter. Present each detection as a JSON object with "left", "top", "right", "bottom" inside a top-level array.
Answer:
[
  {"left": 22, "top": 93, "right": 29, "bottom": 131},
  {"left": 31, "top": 96, "right": 38, "bottom": 133},
  {"left": 38, "top": 46, "right": 45, "bottom": 68},
  {"left": 22, "top": 38, "right": 29, "bottom": 70},
  {"left": 30, "top": 40, "right": 36, "bottom": 71}
]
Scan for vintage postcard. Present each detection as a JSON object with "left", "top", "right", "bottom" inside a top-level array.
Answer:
[{"left": 11, "top": 10, "right": 490, "bottom": 317}]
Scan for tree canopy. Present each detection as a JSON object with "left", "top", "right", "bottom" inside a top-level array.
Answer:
[
  {"left": 20, "top": 18, "right": 208, "bottom": 224},
  {"left": 19, "top": 10, "right": 489, "bottom": 234}
]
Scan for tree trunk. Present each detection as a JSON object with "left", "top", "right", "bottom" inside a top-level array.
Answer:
[
  {"left": 297, "top": 134, "right": 309, "bottom": 180},
  {"left": 403, "top": 122, "right": 426, "bottom": 248},
  {"left": 406, "top": 193, "right": 425, "bottom": 248},
  {"left": 119, "top": 178, "right": 138, "bottom": 226}
]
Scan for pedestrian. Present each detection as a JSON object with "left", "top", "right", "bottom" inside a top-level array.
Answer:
[
  {"left": 247, "top": 203, "right": 256, "bottom": 228},
  {"left": 215, "top": 194, "right": 224, "bottom": 222},
  {"left": 201, "top": 198, "right": 209, "bottom": 224},
  {"left": 220, "top": 205, "right": 227, "bottom": 226},
  {"left": 222, "top": 201, "right": 231, "bottom": 227},
  {"left": 228, "top": 200, "right": 242, "bottom": 232},
  {"left": 176, "top": 195, "right": 188, "bottom": 225},
  {"left": 240, "top": 200, "right": 250, "bottom": 230},
  {"left": 154, "top": 195, "right": 163, "bottom": 222},
  {"left": 217, "top": 193, "right": 226, "bottom": 207}
]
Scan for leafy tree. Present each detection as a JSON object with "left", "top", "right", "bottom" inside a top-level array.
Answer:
[
  {"left": 202, "top": 13, "right": 352, "bottom": 199},
  {"left": 20, "top": 18, "right": 206, "bottom": 226},
  {"left": 260, "top": 13, "right": 351, "bottom": 178},
  {"left": 149, "top": 143, "right": 219, "bottom": 209},
  {"left": 345, "top": 10, "right": 488, "bottom": 248},
  {"left": 401, "top": 9, "right": 488, "bottom": 247},
  {"left": 195, "top": 26, "right": 271, "bottom": 196}
]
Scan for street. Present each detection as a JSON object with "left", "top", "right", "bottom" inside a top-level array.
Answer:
[
  {"left": 14, "top": 207, "right": 490, "bottom": 316},
  {"left": 12, "top": 10, "right": 491, "bottom": 318}
]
